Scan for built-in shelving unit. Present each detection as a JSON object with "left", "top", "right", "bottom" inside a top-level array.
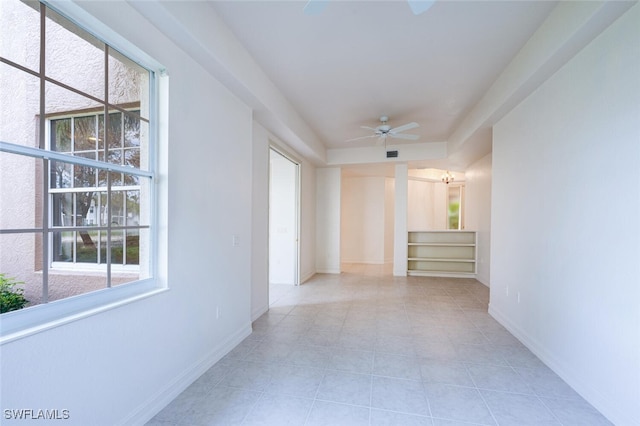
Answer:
[{"left": 407, "top": 231, "right": 476, "bottom": 277}]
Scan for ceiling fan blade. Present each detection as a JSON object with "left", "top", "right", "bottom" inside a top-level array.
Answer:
[
  {"left": 304, "top": 0, "right": 329, "bottom": 15},
  {"left": 360, "top": 126, "right": 379, "bottom": 132},
  {"left": 389, "top": 122, "right": 419, "bottom": 134},
  {"left": 407, "top": 0, "right": 435, "bottom": 15},
  {"left": 375, "top": 136, "right": 387, "bottom": 146},
  {"left": 390, "top": 133, "right": 419, "bottom": 140},
  {"left": 345, "top": 135, "right": 377, "bottom": 142}
]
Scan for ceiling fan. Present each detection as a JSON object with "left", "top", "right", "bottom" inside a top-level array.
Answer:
[
  {"left": 346, "top": 116, "right": 420, "bottom": 145},
  {"left": 304, "top": 0, "right": 435, "bottom": 16}
]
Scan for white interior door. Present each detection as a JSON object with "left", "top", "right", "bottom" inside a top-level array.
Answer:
[{"left": 269, "top": 148, "right": 299, "bottom": 286}]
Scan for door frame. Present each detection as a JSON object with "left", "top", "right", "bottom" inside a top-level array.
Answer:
[{"left": 268, "top": 144, "right": 301, "bottom": 289}]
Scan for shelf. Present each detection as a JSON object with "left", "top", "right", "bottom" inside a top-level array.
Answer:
[
  {"left": 408, "top": 257, "right": 475, "bottom": 262},
  {"left": 408, "top": 270, "right": 476, "bottom": 278},
  {"left": 407, "top": 231, "right": 476, "bottom": 277},
  {"left": 408, "top": 243, "right": 476, "bottom": 247}
]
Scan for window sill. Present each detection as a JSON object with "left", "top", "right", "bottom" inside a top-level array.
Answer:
[
  {"left": 41, "top": 265, "right": 141, "bottom": 276},
  {"left": 0, "top": 280, "right": 168, "bottom": 345}
]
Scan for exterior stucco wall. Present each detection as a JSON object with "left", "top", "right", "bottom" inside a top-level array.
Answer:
[{"left": 1, "top": 1, "right": 144, "bottom": 306}]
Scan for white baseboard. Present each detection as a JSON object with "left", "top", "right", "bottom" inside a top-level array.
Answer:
[
  {"left": 316, "top": 268, "right": 340, "bottom": 274},
  {"left": 120, "top": 322, "right": 253, "bottom": 425},
  {"left": 252, "top": 303, "right": 268, "bottom": 321},
  {"left": 488, "top": 304, "right": 636, "bottom": 426},
  {"left": 475, "top": 272, "right": 490, "bottom": 287},
  {"left": 300, "top": 271, "right": 315, "bottom": 283},
  {"left": 393, "top": 268, "right": 407, "bottom": 277},
  {"left": 341, "top": 259, "right": 385, "bottom": 265}
]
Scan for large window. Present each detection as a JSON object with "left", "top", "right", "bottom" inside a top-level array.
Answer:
[
  {"left": 49, "top": 109, "right": 143, "bottom": 268},
  {"left": 447, "top": 184, "right": 465, "bottom": 230},
  {"left": 0, "top": 0, "right": 161, "bottom": 334}
]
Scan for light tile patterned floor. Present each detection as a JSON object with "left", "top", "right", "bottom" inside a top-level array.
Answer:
[{"left": 147, "top": 264, "right": 611, "bottom": 426}]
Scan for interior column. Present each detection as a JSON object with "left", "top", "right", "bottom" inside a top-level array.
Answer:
[{"left": 393, "top": 163, "right": 408, "bottom": 276}]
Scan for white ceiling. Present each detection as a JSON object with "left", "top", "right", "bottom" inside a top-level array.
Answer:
[
  {"left": 211, "top": 0, "right": 558, "bottom": 166},
  {"left": 129, "top": 0, "right": 629, "bottom": 173}
]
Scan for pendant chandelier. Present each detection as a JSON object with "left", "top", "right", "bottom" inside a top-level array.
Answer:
[{"left": 441, "top": 171, "right": 454, "bottom": 184}]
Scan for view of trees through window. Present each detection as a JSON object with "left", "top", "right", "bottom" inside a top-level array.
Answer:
[
  {"left": 50, "top": 110, "right": 142, "bottom": 266},
  {"left": 0, "top": 0, "right": 154, "bottom": 309},
  {"left": 447, "top": 185, "right": 463, "bottom": 230}
]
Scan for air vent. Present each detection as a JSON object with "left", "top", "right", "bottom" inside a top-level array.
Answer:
[{"left": 386, "top": 150, "right": 398, "bottom": 158}]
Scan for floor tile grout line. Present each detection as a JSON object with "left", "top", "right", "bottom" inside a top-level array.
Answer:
[
  {"left": 238, "top": 390, "right": 266, "bottom": 426},
  {"left": 535, "top": 393, "right": 567, "bottom": 426},
  {"left": 150, "top": 267, "right": 611, "bottom": 425},
  {"left": 419, "top": 375, "right": 435, "bottom": 420},
  {"left": 368, "top": 370, "right": 374, "bottom": 426},
  {"left": 469, "top": 373, "right": 501, "bottom": 426}
]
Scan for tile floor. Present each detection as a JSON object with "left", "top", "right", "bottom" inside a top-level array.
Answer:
[{"left": 147, "top": 263, "right": 611, "bottom": 426}]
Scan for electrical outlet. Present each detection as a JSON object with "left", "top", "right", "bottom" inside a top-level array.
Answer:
[{"left": 517, "top": 292, "right": 521, "bottom": 304}]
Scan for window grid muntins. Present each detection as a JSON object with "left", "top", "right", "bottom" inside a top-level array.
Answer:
[
  {"left": 47, "top": 109, "right": 148, "bottom": 269},
  {"left": 0, "top": 0, "right": 155, "bottom": 309}
]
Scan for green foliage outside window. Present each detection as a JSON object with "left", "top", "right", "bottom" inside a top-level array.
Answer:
[
  {"left": 448, "top": 201, "right": 460, "bottom": 230},
  {"left": 0, "top": 273, "right": 29, "bottom": 313}
]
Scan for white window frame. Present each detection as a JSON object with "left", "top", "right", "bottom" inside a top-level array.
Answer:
[
  {"left": 0, "top": 0, "right": 167, "bottom": 343},
  {"left": 45, "top": 108, "right": 144, "bottom": 273},
  {"left": 446, "top": 183, "right": 465, "bottom": 230}
]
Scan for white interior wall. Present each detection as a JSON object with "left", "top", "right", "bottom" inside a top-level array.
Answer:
[
  {"left": 341, "top": 176, "right": 386, "bottom": 264},
  {"left": 392, "top": 164, "right": 408, "bottom": 276},
  {"left": 490, "top": 5, "right": 640, "bottom": 425},
  {"left": 315, "top": 168, "right": 341, "bottom": 273},
  {"left": 251, "top": 122, "right": 269, "bottom": 319},
  {"left": 251, "top": 123, "right": 316, "bottom": 319},
  {"left": 434, "top": 183, "right": 448, "bottom": 229},
  {"left": 384, "top": 177, "right": 395, "bottom": 263},
  {"left": 337, "top": 170, "right": 480, "bottom": 272},
  {"left": 407, "top": 179, "right": 433, "bottom": 230},
  {"left": 0, "top": 2, "right": 256, "bottom": 424},
  {"left": 407, "top": 178, "right": 450, "bottom": 231},
  {"left": 464, "top": 154, "right": 492, "bottom": 286},
  {"left": 298, "top": 156, "right": 317, "bottom": 283}
]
